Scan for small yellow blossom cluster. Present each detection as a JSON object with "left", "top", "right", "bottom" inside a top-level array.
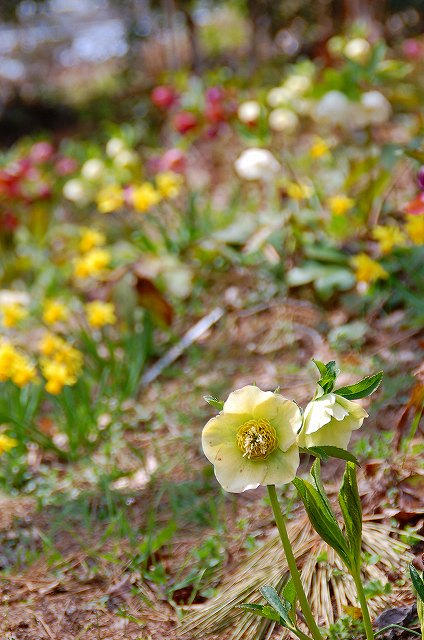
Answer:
[
  {"left": 85, "top": 301, "right": 116, "bottom": 329},
  {"left": 74, "top": 247, "right": 112, "bottom": 280},
  {"left": 0, "top": 302, "right": 28, "bottom": 328},
  {"left": 0, "top": 434, "right": 18, "bottom": 455},
  {"left": 96, "top": 172, "right": 182, "bottom": 215},
  {"left": 310, "top": 137, "right": 330, "bottom": 159},
  {"left": 328, "top": 195, "right": 354, "bottom": 216},
  {"left": 0, "top": 340, "right": 37, "bottom": 387},
  {"left": 42, "top": 300, "right": 69, "bottom": 326},
  {"left": 39, "top": 334, "right": 83, "bottom": 395},
  {"left": 79, "top": 227, "right": 106, "bottom": 253},
  {"left": 286, "top": 182, "right": 313, "bottom": 201},
  {"left": 351, "top": 254, "right": 389, "bottom": 284},
  {"left": 405, "top": 214, "right": 424, "bottom": 245}
]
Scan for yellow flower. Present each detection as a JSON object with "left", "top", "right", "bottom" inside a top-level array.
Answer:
[
  {"left": 85, "top": 301, "right": 116, "bottom": 328},
  {"left": 74, "top": 248, "right": 111, "bottom": 279},
  {"left": 310, "top": 138, "right": 330, "bottom": 159},
  {"left": 405, "top": 215, "right": 424, "bottom": 245},
  {"left": 1, "top": 303, "right": 28, "bottom": 328},
  {"left": 41, "top": 359, "right": 76, "bottom": 395},
  {"left": 202, "top": 385, "right": 301, "bottom": 493},
  {"left": 156, "top": 172, "right": 182, "bottom": 199},
  {"left": 96, "top": 185, "right": 124, "bottom": 214},
  {"left": 11, "top": 353, "right": 37, "bottom": 387},
  {"left": 287, "top": 182, "right": 313, "bottom": 201},
  {"left": 79, "top": 227, "right": 106, "bottom": 253},
  {"left": 132, "top": 183, "right": 161, "bottom": 212},
  {"left": 372, "top": 225, "right": 406, "bottom": 254},
  {"left": 39, "top": 333, "right": 63, "bottom": 357},
  {"left": 0, "top": 341, "right": 18, "bottom": 381},
  {"left": 42, "top": 300, "right": 69, "bottom": 325},
  {"left": 38, "top": 334, "right": 83, "bottom": 379},
  {"left": 0, "top": 434, "right": 18, "bottom": 455},
  {"left": 328, "top": 195, "right": 354, "bottom": 216},
  {"left": 351, "top": 253, "right": 389, "bottom": 283}
]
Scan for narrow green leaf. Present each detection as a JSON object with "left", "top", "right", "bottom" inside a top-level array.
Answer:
[
  {"left": 293, "top": 476, "right": 351, "bottom": 568},
  {"left": 410, "top": 564, "right": 424, "bottom": 603},
  {"left": 204, "top": 395, "right": 224, "bottom": 411},
  {"left": 339, "top": 462, "right": 362, "bottom": 570},
  {"left": 237, "top": 603, "right": 281, "bottom": 623},
  {"left": 312, "top": 359, "right": 327, "bottom": 377},
  {"left": 282, "top": 578, "right": 297, "bottom": 624},
  {"left": 307, "top": 446, "right": 360, "bottom": 466},
  {"left": 259, "top": 586, "right": 293, "bottom": 628},
  {"left": 334, "top": 371, "right": 383, "bottom": 400}
]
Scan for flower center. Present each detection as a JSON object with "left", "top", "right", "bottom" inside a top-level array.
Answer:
[{"left": 236, "top": 419, "right": 278, "bottom": 460}]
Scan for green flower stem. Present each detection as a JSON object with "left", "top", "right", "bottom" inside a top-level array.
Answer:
[
  {"left": 352, "top": 568, "right": 375, "bottom": 640},
  {"left": 267, "top": 485, "right": 323, "bottom": 640}
]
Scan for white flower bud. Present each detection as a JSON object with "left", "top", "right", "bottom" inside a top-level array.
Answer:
[
  {"left": 269, "top": 108, "right": 298, "bottom": 133},
  {"left": 81, "top": 159, "right": 105, "bottom": 181},
  {"left": 344, "top": 38, "right": 371, "bottom": 64},
  {"left": 234, "top": 148, "right": 280, "bottom": 181},
  {"left": 237, "top": 100, "right": 261, "bottom": 123},
  {"left": 298, "top": 392, "right": 368, "bottom": 450},
  {"left": 360, "top": 91, "right": 392, "bottom": 125}
]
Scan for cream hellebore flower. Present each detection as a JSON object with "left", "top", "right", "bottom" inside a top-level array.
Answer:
[
  {"left": 238, "top": 100, "right": 261, "bottom": 124},
  {"left": 314, "top": 91, "right": 352, "bottom": 128},
  {"left": 269, "top": 108, "right": 299, "bottom": 133},
  {"left": 202, "top": 385, "right": 301, "bottom": 493},
  {"left": 360, "top": 91, "right": 391, "bottom": 125},
  {"left": 344, "top": 38, "right": 371, "bottom": 65},
  {"left": 234, "top": 148, "right": 280, "bottom": 181},
  {"left": 298, "top": 389, "right": 368, "bottom": 450}
]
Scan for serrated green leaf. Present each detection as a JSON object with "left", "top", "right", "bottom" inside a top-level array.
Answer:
[
  {"left": 339, "top": 462, "right": 362, "bottom": 570},
  {"left": 410, "top": 564, "right": 424, "bottom": 603},
  {"left": 204, "top": 395, "right": 224, "bottom": 411},
  {"left": 334, "top": 371, "right": 383, "bottom": 400},
  {"left": 259, "top": 586, "right": 293, "bottom": 628},
  {"left": 293, "top": 475, "right": 351, "bottom": 567},
  {"left": 308, "top": 446, "right": 360, "bottom": 466}
]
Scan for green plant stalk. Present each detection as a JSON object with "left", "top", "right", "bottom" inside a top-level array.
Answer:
[
  {"left": 352, "top": 568, "right": 375, "bottom": 640},
  {"left": 267, "top": 485, "right": 323, "bottom": 640}
]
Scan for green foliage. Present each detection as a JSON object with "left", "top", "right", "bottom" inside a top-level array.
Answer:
[{"left": 335, "top": 372, "right": 384, "bottom": 401}]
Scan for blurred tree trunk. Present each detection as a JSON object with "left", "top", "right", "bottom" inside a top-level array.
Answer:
[
  {"left": 180, "top": 6, "right": 202, "bottom": 74},
  {"left": 338, "top": 0, "right": 387, "bottom": 35}
]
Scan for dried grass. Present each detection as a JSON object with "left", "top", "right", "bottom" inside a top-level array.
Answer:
[{"left": 179, "top": 514, "right": 413, "bottom": 640}]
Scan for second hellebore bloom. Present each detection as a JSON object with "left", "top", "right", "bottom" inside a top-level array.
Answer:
[
  {"left": 298, "top": 390, "right": 368, "bottom": 450},
  {"left": 202, "top": 385, "right": 301, "bottom": 493}
]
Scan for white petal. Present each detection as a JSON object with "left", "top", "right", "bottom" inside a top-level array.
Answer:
[
  {"left": 336, "top": 396, "right": 368, "bottom": 420},
  {"left": 223, "top": 385, "right": 271, "bottom": 415},
  {"left": 213, "top": 444, "right": 267, "bottom": 493},
  {"left": 202, "top": 413, "right": 242, "bottom": 463},
  {"left": 303, "top": 397, "right": 334, "bottom": 434},
  {"left": 254, "top": 394, "right": 301, "bottom": 451},
  {"left": 261, "top": 444, "right": 300, "bottom": 486}
]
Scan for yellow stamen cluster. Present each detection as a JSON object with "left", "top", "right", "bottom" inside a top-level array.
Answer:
[{"left": 236, "top": 419, "right": 278, "bottom": 460}]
